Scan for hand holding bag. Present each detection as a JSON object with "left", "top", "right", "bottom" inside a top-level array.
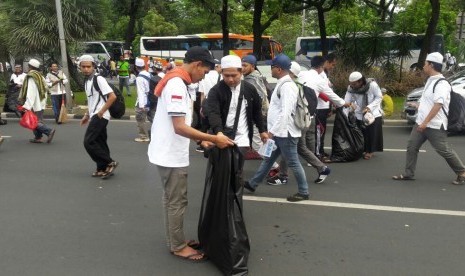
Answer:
[{"left": 20, "top": 110, "right": 38, "bottom": 130}]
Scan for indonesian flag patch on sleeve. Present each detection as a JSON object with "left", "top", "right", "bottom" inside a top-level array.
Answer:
[{"left": 171, "top": 95, "right": 183, "bottom": 103}]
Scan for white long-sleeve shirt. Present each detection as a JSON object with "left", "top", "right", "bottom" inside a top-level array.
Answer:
[
  {"left": 344, "top": 81, "right": 383, "bottom": 120},
  {"left": 45, "top": 71, "right": 68, "bottom": 95},
  {"left": 299, "top": 69, "right": 345, "bottom": 108},
  {"left": 23, "top": 77, "right": 47, "bottom": 111},
  {"left": 10, "top": 72, "right": 27, "bottom": 86},
  {"left": 267, "top": 75, "right": 301, "bottom": 138},
  {"left": 135, "top": 70, "right": 150, "bottom": 108}
]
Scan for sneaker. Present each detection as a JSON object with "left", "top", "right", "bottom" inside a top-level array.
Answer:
[
  {"left": 47, "top": 129, "right": 56, "bottom": 143},
  {"left": 315, "top": 166, "right": 331, "bottom": 184},
  {"left": 196, "top": 146, "right": 204, "bottom": 153},
  {"left": 286, "top": 193, "right": 309, "bottom": 202},
  {"left": 452, "top": 175, "right": 465, "bottom": 185},
  {"left": 267, "top": 175, "right": 288, "bottom": 186},
  {"left": 0, "top": 119, "right": 7, "bottom": 125},
  {"left": 244, "top": 181, "right": 255, "bottom": 193}
]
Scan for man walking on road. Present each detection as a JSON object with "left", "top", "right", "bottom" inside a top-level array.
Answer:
[
  {"left": 147, "top": 46, "right": 234, "bottom": 262},
  {"left": 19, "top": 59, "right": 56, "bottom": 144},
  {"left": 79, "top": 55, "right": 118, "bottom": 179},
  {"left": 244, "top": 54, "right": 310, "bottom": 202},
  {"left": 393, "top": 52, "right": 465, "bottom": 184}
]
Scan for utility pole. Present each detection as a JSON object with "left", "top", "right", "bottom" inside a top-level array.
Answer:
[
  {"left": 302, "top": 8, "right": 306, "bottom": 36},
  {"left": 54, "top": 0, "right": 72, "bottom": 109}
]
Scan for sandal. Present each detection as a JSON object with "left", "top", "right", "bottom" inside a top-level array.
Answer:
[
  {"left": 91, "top": 171, "right": 106, "bottom": 177},
  {"left": 364, "top": 153, "right": 373, "bottom": 160},
  {"left": 392, "top": 174, "right": 415, "bottom": 181},
  {"left": 101, "top": 161, "right": 119, "bottom": 179},
  {"left": 171, "top": 251, "right": 207, "bottom": 263}
]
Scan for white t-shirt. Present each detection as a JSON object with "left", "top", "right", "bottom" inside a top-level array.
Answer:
[
  {"left": 148, "top": 77, "right": 193, "bottom": 167},
  {"left": 84, "top": 76, "right": 113, "bottom": 120},
  {"left": 416, "top": 74, "right": 450, "bottom": 130},
  {"left": 225, "top": 83, "right": 249, "bottom": 147},
  {"left": 198, "top": 70, "right": 221, "bottom": 98},
  {"left": 10, "top": 72, "right": 27, "bottom": 86},
  {"left": 135, "top": 71, "right": 150, "bottom": 108}
]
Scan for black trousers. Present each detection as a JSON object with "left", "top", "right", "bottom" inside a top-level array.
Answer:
[
  {"left": 84, "top": 115, "right": 112, "bottom": 171},
  {"left": 315, "top": 108, "right": 330, "bottom": 156}
]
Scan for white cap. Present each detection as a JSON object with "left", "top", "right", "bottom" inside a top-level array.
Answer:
[
  {"left": 363, "top": 112, "right": 375, "bottom": 126},
  {"left": 28, "top": 59, "right": 41, "bottom": 69},
  {"left": 426, "top": 52, "right": 443, "bottom": 64},
  {"left": 349, "top": 71, "right": 363, "bottom": 82},
  {"left": 135, "top": 58, "right": 145, "bottom": 67},
  {"left": 79, "top": 55, "right": 95, "bottom": 64},
  {"left": 221, "top": 55, "right": 242, "bottom": 69},
  {"left": 290, "top": 61, "right": 301, "bottom": 77}
]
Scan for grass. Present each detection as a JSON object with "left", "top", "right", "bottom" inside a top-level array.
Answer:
[{"left": 73, "top": 86, "right": 137, "bottom": 107}]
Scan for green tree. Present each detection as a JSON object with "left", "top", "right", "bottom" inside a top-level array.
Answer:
[
  {"left": 1, "top": 0, "right": 106, "bottom": 84},
  {"left": 142, "top": 9, "right": 178, "bottom": 36}
]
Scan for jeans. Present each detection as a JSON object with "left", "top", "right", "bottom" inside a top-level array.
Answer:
[
  {"left": 404, "top": 124, "right": 465, "bottom": 177},
  {"left": 33, "top": 110, "right": 53, "bottom": 139},
  {"left": 84, "top": 115, "right": 113, "bottom": 171},
  {"left": 248, "top": 134, "right": 309, "bottom": 195},
  {"left": 119, "top": 77, "right": 130, "bottom": 96},
  {"left": 279, "top": 127, "right": 326, "bottom": 176},
  {"left": 51, "top": 94, "right": 66, "bottom": 122}
]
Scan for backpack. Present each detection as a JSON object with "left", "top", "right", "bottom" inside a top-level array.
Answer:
[
  {"left": 297, "top": 82, "right": 318, "bottom": 116},
  {"left": 137, "top": 74, "right": 161, "bottom": 109},
  {"left": 432, "top": 78, "right": 465, "bottom": 133},
  {"left": 93, "top": 76, "right": 126, "bottom": 119},
  {"left": 277, "top": 80, "right": 312, "bottom": 130}
]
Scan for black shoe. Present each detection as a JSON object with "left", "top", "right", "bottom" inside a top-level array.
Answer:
[
  {"left": 0, "top": 119, "right": 7, "bottom": 125},
  {"left": 244, "top": 181, "right": 255, "bottom": 193},
  {"left": 286, "top": 193, "right": 309, "bottom": 202},
  {"left": 195, "top": 146, "right": 204, "bottom": 153}
]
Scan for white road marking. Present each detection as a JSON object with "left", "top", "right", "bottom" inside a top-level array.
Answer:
[
  {"left": 0, "top": 136, "right": 12, "bottom": 138},
  {"left": 243, "top": 196, "right": 465, "bottom": 217},
  {"left": 324, "top": 147, "right": 426, "bottom": 153}
]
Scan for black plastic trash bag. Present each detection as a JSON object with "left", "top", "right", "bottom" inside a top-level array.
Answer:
[
  {"left": 198, "top": 145, "right": 250, "bottom": 276},
  {"left": 330, "top": 107, "right": 364, "bottom": 162},
  {"left": 3, "top": 85, "right": 21, "bottom": 117}
]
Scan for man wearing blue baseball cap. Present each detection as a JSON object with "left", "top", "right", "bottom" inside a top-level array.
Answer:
[{"left": 244, "top": 54, "right": 310, "bottom": 202}]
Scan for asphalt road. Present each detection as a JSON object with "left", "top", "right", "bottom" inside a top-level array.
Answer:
[{"left": 1, "top": 119, "right": 465, "bottom": 276}]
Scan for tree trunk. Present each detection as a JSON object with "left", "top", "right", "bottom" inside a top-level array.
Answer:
[
  {"left": 124, "top": 0, "right": 140, "bottom": 50},
  {"left": 417, "top": 0, "right": 440, "bottom": 70},
  {"left": 221, "top": 0, "right": 229, "bottom": 57},
  {"left": 253, "top": 0, "right": 265, "bottom": 60},
  {"left": 317, "top": 5, "right": 328, "bottom": 56}
]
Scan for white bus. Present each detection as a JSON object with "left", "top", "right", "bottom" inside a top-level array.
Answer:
[
  {"left": 140, "top": 33, "right": 282, "bottom": 65},
  {"left": 295, "top": 32, "right": 445, "bottom": 69},
  {"left": 80, "top": 41, "right": 124, "bottom": 62}
]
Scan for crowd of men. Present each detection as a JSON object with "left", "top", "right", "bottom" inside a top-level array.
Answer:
[{"left": 1, "top": 48, "right": 465, "bottom": 270}]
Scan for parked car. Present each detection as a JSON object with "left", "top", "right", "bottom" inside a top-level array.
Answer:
[{"left": 402, "top": 70, "right": 465, "bottom": 125}]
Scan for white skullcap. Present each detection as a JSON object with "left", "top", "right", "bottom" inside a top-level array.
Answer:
[
  {"left": 349, "top": 71, "right": 363, "bottom": 82},
  {"left": 79, "top": 55, "right": 95, "bottom": 64},
  {"left": 28, "top": 59, "right": 41, "bottom": 69},
  {"left": 135, "top": 58, "right": 145, "bottom": 67},
  {"left": 221, "top": 55, "right": 242, "bottom": 69},
  {"left": 290, "top": 61, "right": 301, "bottom": 77},
  {"left": 426, "top": 52, "right": 443, "bottom": 64}
]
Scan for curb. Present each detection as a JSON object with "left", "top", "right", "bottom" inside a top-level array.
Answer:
[{"left": 1, "top": 112, "right": 137, "bottom": 121}]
